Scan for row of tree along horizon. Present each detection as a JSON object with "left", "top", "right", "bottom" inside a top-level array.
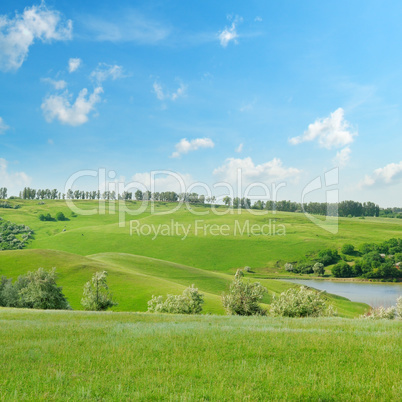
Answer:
[{"left": 3, "top": 186, "right": 401, "bottom": 218}]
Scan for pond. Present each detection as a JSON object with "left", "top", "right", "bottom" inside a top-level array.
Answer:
[{"left": 281, "top": 279, "right": 402, "bottom": 307}]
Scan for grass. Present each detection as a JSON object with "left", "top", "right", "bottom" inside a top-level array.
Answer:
[
  {"left": 0, "top": 200, "right": 400, "bottom": 399},
  {"left": 1, "top": 200, "right": 402, "bottom": 273},
  {"left": 0, "top": 249, "right": 368, "bottom": 317},
  {"left": 0, "top": 308, "right": 401, "bottom": 400},
  {"left": 2, "top": 199, "right": 398, "bottom": 316}
]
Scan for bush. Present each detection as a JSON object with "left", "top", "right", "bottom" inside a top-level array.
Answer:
[
  {"left": 17, "top": 268, "right": 70, "bottom": 310},
  {"left": 318, "top": 249, "right": 340, "bottom": 266},
  {"left": 397, "top": 297, "right": 402, "bottom": 319},
  {"left": 0, "top": 219, "right": 34, "bottom": 250},
  {"left": 56, "top": 211, "right": 67, "bottom": 221},
  {"left": 269, "top": 286, "right": 336, "bottom": 317},
  {"left": 332, "top": 261, "right": 354, "bottom": 278},
  {"left": 361, "top": 306, "right": 396, "bottom": 320},
  {"left": 38, "top": 213, "right": 54, "bottom": 221},
  {"left": 341, "top": 244, "right": 355, "bottom": 255},
  {"left": 222, "top": 271, "right": 267, "bottom": 316},
  {"left": 284, "top": 263, "right": 294, "bottom": 272},
  {"left": 244, "top": 266, "right": 251, "bottom": 272},
  {"left": 298, "top": 263, "right": 314, "bottom": 274},
  {"left": 81, "top": 271, "right": 117, "bottom": 311},
  {"left": 313, "top": 262, "right": 325, "bottom": 276},
  {"left": 147, "top": 285, "right": 204, "bottom": 314}
]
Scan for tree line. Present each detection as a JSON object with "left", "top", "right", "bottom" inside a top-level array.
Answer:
[{"left": 2, "top": 186, "right": 399, "bottom": 218}]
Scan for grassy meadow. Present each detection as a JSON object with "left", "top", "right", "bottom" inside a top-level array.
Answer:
[
  {"left": 1, "top": 199, "right": 401, "bottom": 400},
  {"left": 2, "top": 198, "right": 399, "bottom": 315},
  {"left": 1, "top": 308, "right": 401, "bottom": 400}
]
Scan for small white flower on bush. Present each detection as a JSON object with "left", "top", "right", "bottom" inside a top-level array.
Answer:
[
  {"left": 147, "top": 285, "right": 204, "bottom": 314},
  {"left": 361, "top": 296, "right": 402, "bottom": 320},
  {"left": 269, "top": 286, "right": 336, "bottom": 317},
  {"left": 361, "top": 306, "right": 396, "bottom": 320},
  {"left": 284, "top": 263, "right": 293, "bottom": 272},
  {"left": 396, "top": 296, "right": 402, "bottom": 319}
]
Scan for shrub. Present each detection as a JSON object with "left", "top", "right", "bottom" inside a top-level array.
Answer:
[
  {"left": 38, "top": 213, "right": 54, "bottom": 221},
  {"left": 81, "top": 271, "right": 117, "bottom": 311},
  {"left": 269, "top": 286, "right": 336, "bottom": 317},
  {"left": 341, "top": 244, "right": 355, "bottom": 255},
  {"left": 284, "top": 263, "right": 294, "bottom": 272},
  {"left": 222, "top": 271, "right": 267, "bottom": 316},
  {"left": 318, "top": 249, "right": 340, "bottom": 266},
  {"left": 18, "top": 268, "right": 71, "bottom": 310},
  {"left": 298, "top": 263, "right": 314, "bottom": 274},
  {"left": 0, "top": 276, "right": 18, "bottom": 307},
  {"left": 147, "top": 285, "right": 204, "bottom": 314},
  {"left": 361, "top": 306, "right": 396, "bottom": 320},
  {"left": 313, "top": 262, "right": 325, "bottom": 276},
  {"left": 332, "top": 261, "right": 354, "bottom": 278},
  {"left": 244, "top": 266, "right": 251, "bottom": 272},
  {"left": 56, "top": 211, "right": 67, "bottom": 221},
  {"left": 396, "top": 297, "right": 402, "bottom": 319}
]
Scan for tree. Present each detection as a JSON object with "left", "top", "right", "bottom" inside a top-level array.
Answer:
[
  {"left": 223, "top": 196, "right": 231, "bottom": 207},
  {"left": 313, "top": 262, "right": 325, "bottom": 276},
  {"left": 18, "top": 268, "right": 71, "bottom": 310},
  {"left": 341, "top": 244, "right": 355, "bottom": 255},
  {"left": 56, "top": 211, "right": 67, "bottom": 221},
  {"left": 222, "top": 271, "right": 267, "bottom": 316},
  {"left": 135, "top": 190, "right": 143, "bottom": 201},
  {"left": 332, "top": 261, "right": 354, "bottom": 278},
  {"left": 81, "top": 271, "right": 117, "bottom": 311},
  {"left": 147, "top": 285, "right": 204, "bottom": 314}
]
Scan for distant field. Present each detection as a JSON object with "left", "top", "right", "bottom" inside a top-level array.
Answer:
[
  {"left": 0, "top": 308, "right": 401, "bottom": 400},
  {"left": 1, "top": 199, "right": 401, "bottom": 316},
  {"left": 2, "top": 199, "right": 402, "bottom": 272}
]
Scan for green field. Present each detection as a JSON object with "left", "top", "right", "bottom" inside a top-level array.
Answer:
[
  {"left": 1, "top": 200, "right": 402, "bottom": 400},
  {"left": 1, "top": 308, "right": 401, "bottom": 400},
  {"left": 1, "top": 199, "right": 402, "bottom": 315}
]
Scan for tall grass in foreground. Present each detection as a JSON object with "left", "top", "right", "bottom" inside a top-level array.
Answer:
[{"left": 0, "top": 308, "right": 401, "bottom": 400}]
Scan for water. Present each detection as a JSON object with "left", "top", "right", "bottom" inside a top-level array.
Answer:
[{"left": 281, "top": 279, "right": 402, "bottom": 307}]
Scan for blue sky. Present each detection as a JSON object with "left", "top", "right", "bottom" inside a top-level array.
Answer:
[{"left": 0, "top": 0, "right": 401, "bottom": 206}]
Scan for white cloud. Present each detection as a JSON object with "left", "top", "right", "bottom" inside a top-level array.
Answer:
[
  {"left": 68, "top": 57, "right": 81, "bottom": 73},
  {"left": 153, "top": 82, "right": 165, "bottom": 100},
  {"left": 0, "top": 3, "right": 72, "bottom": 71},
  {"left": 0, "top": 158, "right": 31, "bottom": 195},
  {"left": 289, "top": 108, "right": 357, "bottom": 149},
  {"left": 235, "top": 143, "right": 243, "bottom": 153},
  {"left": 171, "top": 138, "right": 214, "bottom": 158},
  {"left": 218, "top": 21, "right": 239, "bottom": 47},
  {"left": 333, "top": 146, "right": 351, "bottom": 168},
  {"left": 255, "top": 16, "right": 263, "bottom": 22},
  {"left": 41, "top": 87, "right": 103, "bottom": 126},
  {"left": 90, "top": 63, "right": 124, "bottom": 83},
  {"left": 213, "top": 157, "right": 301, "bottom": 185},
  {"left": 171, "top": 83, "right": 187, "bottom": 101},
  {"left": 131, "top": 171, "right": 194, "bottom": 194},
  {"left": 83, "top": 12, "right": 169, "bottom": 44},
  {"left": 360, "top": 161, "right": 402, "bottom": 188},
  {"left": 0, "top": 117, "right": 9, "bottom": 134},
  {"left": 42, "top": 78, "right": 67, "bottom": 90},
  {"left": 153, "top": 81, "right": 187, "bottom": 101}
]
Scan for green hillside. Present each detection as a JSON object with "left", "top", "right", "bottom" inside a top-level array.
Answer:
[{"left": 1, "top": 199, "right": 401, "bottom": 316}]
